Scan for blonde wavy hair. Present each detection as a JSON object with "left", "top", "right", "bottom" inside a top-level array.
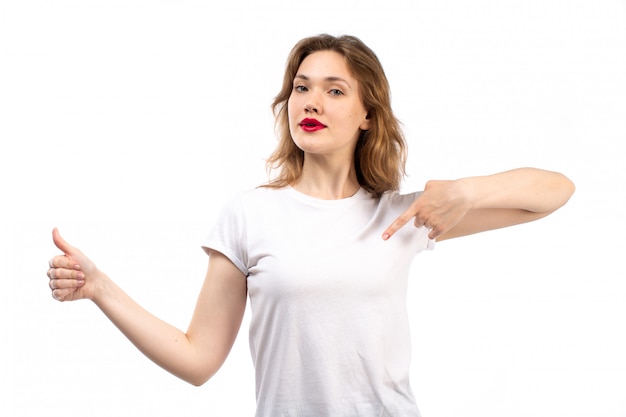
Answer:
[{"left": 265, "top": 34, "right": 407, "bottom": 198}]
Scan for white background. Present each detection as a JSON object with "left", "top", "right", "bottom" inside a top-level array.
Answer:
[{"left": 1, "top": 1, "right": 625, "bottom": 416}]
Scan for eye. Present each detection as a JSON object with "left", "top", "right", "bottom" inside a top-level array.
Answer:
[
  {"left": 294, "top": 85, "right": 308, "bottom": 93},
  {"left": 329, "top": 89, "right": 344, "bottom": 96}
]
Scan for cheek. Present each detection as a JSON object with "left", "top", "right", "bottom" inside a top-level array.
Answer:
[
  {"left": 287, "top": 96, "right": 298, "bottom": 123},
  {"left": 286, "top": 97, "right": 299, "bottom": 137}
]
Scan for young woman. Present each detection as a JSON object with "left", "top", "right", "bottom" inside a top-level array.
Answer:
[{"left": 47, "top": 34, "right": 575, "bottom": 416}]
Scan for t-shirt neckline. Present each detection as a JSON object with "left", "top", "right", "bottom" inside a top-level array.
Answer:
[{"left": 285, "top": 186, "right": 369, "bottom": 207}]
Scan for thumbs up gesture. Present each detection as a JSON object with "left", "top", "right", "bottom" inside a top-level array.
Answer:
[{"left": 47, "top": 228, "right": 99, "bottom": 302}]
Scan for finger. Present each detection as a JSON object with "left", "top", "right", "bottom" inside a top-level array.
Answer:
[
  {"left": 51, "top": 228, "right": 83, "bottom": 270},
  {"left": 427, "top": 226, "right": 440, "bottom": 241},
  {"left": 48, "top": 267, "right": 85, "bottom": 280},
  {"left": 52, "top": 288, "right": 77, "bottom": 302},
  {"left": 48, "top": 255, "right": 80, "bottom": 271},
  {"left": 49, "top": 277, "right": 85, "bottom": 290},
  {"left": 413, "top": 216, "right": 428, "bottom": 229},
  {"left": 382, "top": 207, "right": 416, "bottom": 240},
  {"left": 52, "top": 228, "right": 79, "bottom": 257}
]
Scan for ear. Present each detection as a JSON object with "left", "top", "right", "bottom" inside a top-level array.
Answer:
[{"left": 359, "top": 113, "right": 371, "bottom": 131}]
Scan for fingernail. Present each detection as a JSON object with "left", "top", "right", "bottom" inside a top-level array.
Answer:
[
  {"left": 76, "top": 272, "right": 85, "bottom": 279},
  {"left": 73, "top": 264, "right": 81, "bottom": 270},
  {"left": 76, "top": 280, "right": 85, "bottom": 286},
  {"left": 382, "top": 233, "right": 390, "bottom": 240}
]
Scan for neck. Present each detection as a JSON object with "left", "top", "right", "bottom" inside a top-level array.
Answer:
[{"left": 291, "top": 156, "right": 360, "bottom": 200}]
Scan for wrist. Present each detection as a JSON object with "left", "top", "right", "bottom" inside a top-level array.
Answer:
[
  {"left": 90, "top": 269, "right": 112, "bottom": 305},
  {"left": 457, "top": 177, "right": 479, "bottom": 210}
]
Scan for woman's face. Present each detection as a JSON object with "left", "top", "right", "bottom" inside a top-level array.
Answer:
[{"left": 287, "top": 50, "right": 370, "bottom": 160}]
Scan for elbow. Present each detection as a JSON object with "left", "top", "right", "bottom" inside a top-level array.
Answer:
[
  {"left": 535, "top": 171, "right": 575, "bottom": 216},
  {"left": 189, "top": 379, "right": 208, "bottom": 387},
  {"left": 567, "top": 176, "right": 576, "bottom": 198},
  {"left": 186, "top": 372, "right": 214, "bottom": 387},
  {"left": 186, "top": 362, "right": 222, "bottom": 387},
  {"left": 558, "top": 173, "right": 576, "bottom": 207},
  {"left": 179, "top": 348, "right": 231, "bottom": 387},
  {"left": 543, "top": 170, "right": 575, "bottom": 212}
]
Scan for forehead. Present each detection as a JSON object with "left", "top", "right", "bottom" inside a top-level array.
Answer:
[{"left": 296, "top": 50, "right": 354, "bottom": 81}]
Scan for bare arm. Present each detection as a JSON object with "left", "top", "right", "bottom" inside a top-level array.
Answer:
[
  {"left": 383, "top": 167, "right": 575, "bottom": 241},
  {"left": 47, "top": 228, "right": 247, "bottom": 386}
]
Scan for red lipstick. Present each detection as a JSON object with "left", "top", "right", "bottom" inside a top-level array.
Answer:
[{"left": 299, "top": 118, "right": 326, "bottom": 132}]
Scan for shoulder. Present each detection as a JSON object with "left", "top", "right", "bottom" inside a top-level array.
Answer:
[
  {"left": 237, "top": 186, "right": 292, "bottom": 207},
  {"left": 217, "top": 186, "right": 296, "bottom": 222},
  {"left": 379, "top": 189, "right": 423, "bottom": 210},
  {"left": 220, "top": 186, "right": 286, "bottom": 207}
]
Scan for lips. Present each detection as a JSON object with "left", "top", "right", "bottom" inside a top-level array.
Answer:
[{"left": 299, "top": 118, "right": 326, "bottom": 132}]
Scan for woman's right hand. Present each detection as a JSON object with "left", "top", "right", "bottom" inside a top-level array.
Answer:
[
  {"left": 46, "top": 227, "right": 248, "bottom": 385},
  {"left": 47, "top": 228, "right": 99, "bottom": 302}
]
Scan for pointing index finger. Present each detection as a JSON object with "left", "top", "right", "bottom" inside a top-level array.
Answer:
[{"left": 382, "top": 206, "right": 415, "bottom": 240}]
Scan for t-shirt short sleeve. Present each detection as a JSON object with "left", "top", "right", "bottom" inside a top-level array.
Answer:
[{"left": 201, "top": 193, "right": 249, "bottom": 276}]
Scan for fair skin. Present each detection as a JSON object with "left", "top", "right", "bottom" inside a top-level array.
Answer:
[
  {"left": 46, "top": 49, "right": 575, "bottom": 386},
  {"left": 48, "top": 232, "right": 247, "bottom": 386},
  {"left": 288, "top": 50, "right": 370, "bottom": 200}
]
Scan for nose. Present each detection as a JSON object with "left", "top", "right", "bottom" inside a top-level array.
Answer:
[
  {"left": 304, "top": 90, "right": 321, "bottom": 114},
  {"left": 305, "top": 104, "right": 318, "bottom": 113}
]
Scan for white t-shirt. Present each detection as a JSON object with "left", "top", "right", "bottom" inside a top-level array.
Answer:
[{"left": 202, "top": 186, "right": 434, "bottom": 417}]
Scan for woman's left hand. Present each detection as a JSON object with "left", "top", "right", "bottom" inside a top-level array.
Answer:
[{"left": 382, "top": 179, "right": 472, "bottom": 241}]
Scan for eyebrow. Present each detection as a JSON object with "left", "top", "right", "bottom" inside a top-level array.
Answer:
[{"left": 294, "top": 74, "right": 352, "bottom": 88}]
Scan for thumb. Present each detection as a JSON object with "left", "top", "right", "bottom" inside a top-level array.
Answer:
[{"left": 52, "top": 227, "right": 79, "bottom": 256}]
